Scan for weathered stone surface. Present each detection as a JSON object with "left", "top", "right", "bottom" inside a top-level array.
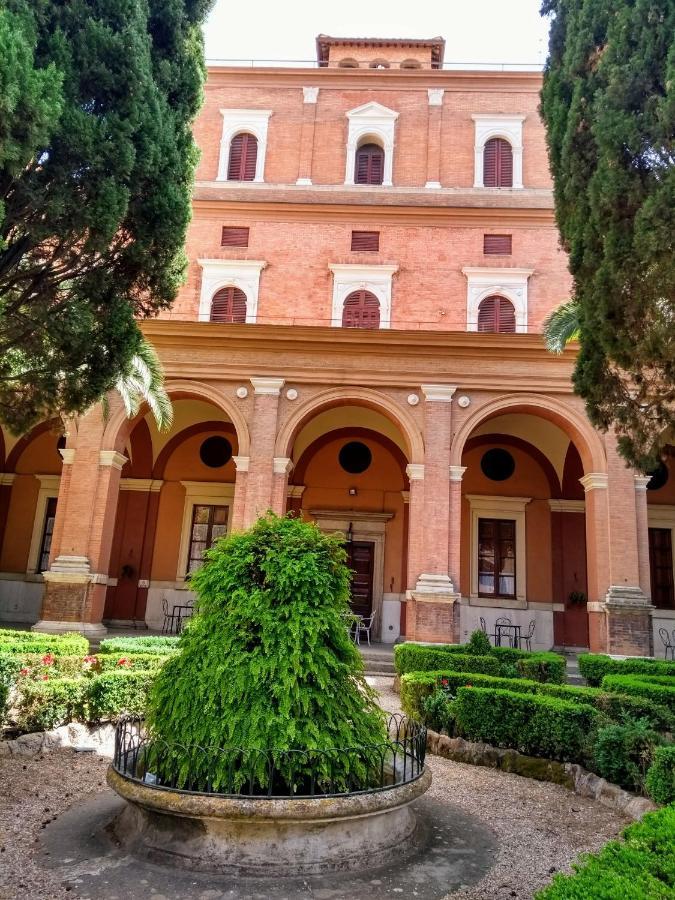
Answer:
[{"left": 0, "top": 722, "right": 115, "bottom": 758}]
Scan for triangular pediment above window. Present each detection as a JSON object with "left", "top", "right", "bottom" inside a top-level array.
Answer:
[{"left": 346, "top": 101, "right": 399, "bottom": 120}]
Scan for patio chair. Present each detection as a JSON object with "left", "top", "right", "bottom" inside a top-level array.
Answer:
[
  {"left": 480, "top": 616, "right": 499, "bottom": 646},
  {"left": 658, "top": 627, "right": 674, "bottom": 661},
  {"left": 494, "top": 616, "right": 512, "bottom": 648},
  {"left": 518, "top": 619, "right": 536, "bottom": 652},
  {"left": 161, "top": 597, "right": 178, "bottom": 635},
  {"left": 357, "top": 613, "right": 376, "bottom": 646}
]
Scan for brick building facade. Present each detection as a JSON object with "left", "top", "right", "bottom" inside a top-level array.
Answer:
[{"left": 1, "top": 36, "right": 673, "bottom": 655}]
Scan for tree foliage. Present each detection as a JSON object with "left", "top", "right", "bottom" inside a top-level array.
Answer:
[
  {"left": 0, "top": 0, "right": 213, "bottom": 433},
  {"left": 540, "top": 0, "right": 675, "bottom": 468},
  {"left": 146, "top": 514, "right": 387, "bottom": 792}
]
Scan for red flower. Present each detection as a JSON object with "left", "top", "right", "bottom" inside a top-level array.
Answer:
[
  {"left": 441, "top": 678, "right": 449, "bottom": 687},
  {"left": 19, "top": 667, "right": 30, "bottom": 677},
  {"left": 41, "top": 674, "right": 49, "bottom": 681},
  {"left": 41, "top": 653, "right": 55, "bottom": 666},
  {"left": 83, "top": 655, "right": 97, "bottom": 664},
  {"left": 117, "top": 657, "right": 130, "bottom": 667}
]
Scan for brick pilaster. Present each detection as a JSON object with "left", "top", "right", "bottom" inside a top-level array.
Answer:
[
  {"left": 243, "top": 377, "right": 284, "bottom": 527},
  {"left": 230, "top": 456, "right": 249, "bottom": 531},
  {"left": 425, "top": 89, "right": 444, "bottom": 188},
  {"left": 271, "top": 457, "right": 293, "bottom": 515},
  {"left": 296, "top": 87, "right": 319, "bottom": 185}
]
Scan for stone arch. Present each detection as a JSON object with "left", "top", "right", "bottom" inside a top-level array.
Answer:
[
  {"left": 102, "top": 380, "right": 250, "bottom": 457},
  {"left": 5, "top": 420, "right": 63, "bottom": 472},
  {"left": 152, "top": 421, "right": 238, "bottom": 479},
  {"left": 450, "top": 394, "right": 606, "bottom": 475},
  {"left": 275, "top": 387, "right": 424, "bottom": 464}
]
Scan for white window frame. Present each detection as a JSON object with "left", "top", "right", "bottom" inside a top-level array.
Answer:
[
  {"left": 344, "top": 102, "right": 399, "bottom": 187},
  {"left": 217, "top": 109, "right": 273, "bottom": 183},
  {"left": 647, "top": 504, "right": 675, "bottom": 607},
  {"left": 177, "top": 481, "right": 235, "bottom": 582},
  {"left": 27, "top": 475, "right": 60, "bottom": 574},
  {"left": 462, "top": 266, "right": 534, "bottom": 333},
  {"left": 471, "top": 115, "right": 525, "bottom": 189},
  {"left": 466, "top": 495, "right": 531, "bottom": 606},
  {"left": 197, "top": 259, "right": 267, "bottom": 324},
  {"left": 328, "top": 264, "right": 398, "bottom": 329}
]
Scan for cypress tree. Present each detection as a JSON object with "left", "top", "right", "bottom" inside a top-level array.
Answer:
[
  {"left": 540, "top": 0, "right": 675, "bottom": 468},
  {"left": 0, "top": 0, "right": 213, "bottom": 432}
]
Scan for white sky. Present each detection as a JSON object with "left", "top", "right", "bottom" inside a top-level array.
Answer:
[{"left": 204, "top": 0, "right": 550, "bottom": 66}]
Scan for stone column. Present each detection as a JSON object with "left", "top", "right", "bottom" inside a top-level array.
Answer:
[
  {"left": 243, "top": 377, "right": 284, "bottom": 527},
  {"left": 634, "top": 475, "right": 652, "bottom": 601},
  {"left": 448, "top": 465, "right": 467, "bottom": 593},
  {"left": 406, "top": 384, "right": 460, "bottom": 643},
  {"left": 230, "top": 456, "right": 249, "bottom": 531},
  {"left": 271, "top": 457, "right": 293, "bottom": 515},
  {"left": 425, "top": 89, "right": 444, "bottom": 188},
  {"left": 0, "top": 474, "right": 16, "bottom": 561},
  {"left": 33, "top": 408, "right": 126, "bottom": 637},
  {"left": 296, "top": 87, "right": 319, "bottom": 185},
  {"left": 580, "top": 473, "right": 610, "bottom": 652},
  {"left": 405, "top": 464, "right": 425, "bottom": 592}
]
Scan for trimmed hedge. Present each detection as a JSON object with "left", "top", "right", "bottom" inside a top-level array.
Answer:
[
  {"left": 98, "top": 636, "right": 180, "bottom": 655},
  {"left": 601, "top": 675, "right": 675, "bottom": 714},
  {"left": 400, "top": 670, "right": 538, "bottom": 721},
  {"left": 0, "top": 631, "right": 89, "bottom": 656},
  {"left": 535, "top": 804, "right": 675, "bottom": 899},
  {"left": 579, "top": 653, "right": 675, "bottom": 687},
  {"left": 15, "top": 678, "right": 88, "bottom": 732},
  {"left": 86, "top": 671, "right": 154, "bottom": 720},
  {"left": 516, "top": 652, "right": 566, "bottom": 684},
  {"left": 394, "top": 641, "right": 566, "bottom": 682},
  {"left": 645, "top": 745, "right": 675, "bottom": 805},
  {"left": 454, "top": 687, "right": 601, "bottom": 763},
  {"left": 96, "top": 653, "right": 170, "bottom": 672}
]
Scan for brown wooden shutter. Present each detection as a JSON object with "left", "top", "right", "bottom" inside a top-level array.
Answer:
[
  {"left": 483, "top": 138, "right": 513, "bottom": 187},
  {"left": 354, "top": 144, "right": 385, "bottom": 185},
  {"left": 227, "top": 133, "right": 258, "bottom": 181},
  {"left": 477, "top": 295, "right": 516, "bottom": 333},
  {"left": 210, "top": 286, "right": 247, "bottom": 323},
  {"left": 221, "top": 226, "right": 250, "bottom": 247},
  {"left": 351, "top": 230, "right": 380, "bottom": 251},
  {"left": 342, "top": 290, "right": 380, "bottom": 328},
  {"left": 483, "top": 234, "right": 512, "bottom": 255}
]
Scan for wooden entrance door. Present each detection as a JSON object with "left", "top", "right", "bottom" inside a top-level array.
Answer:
[
  {"left": 649, "top": 528, "right": 674, "bottom": 609},
  {"left": 346, "top": 541, "right": 375, "bottom": 619}
]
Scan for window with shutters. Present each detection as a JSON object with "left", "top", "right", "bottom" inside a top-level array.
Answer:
[
  {"left": 37, "top": 497, "right": 58, "bottom": 574},
  {"left": 649, "top": 528, "right": 675, "bottom": 610},
  {"left": 341, "top": 290, "right": 381, "bottom": 329},
  {"left": 221, "top": 227, "right": 249, "bottom": 248},
  {"left": 477, "top": 295, "right": 516, "bottom": 333},
  {"left": 477, "top": 518, "right": 516, "bottom": 598},
  {"left": 484, "top": 234, "right": 512, "bottom": 255},
  {"left": 483, "top": 138, "right": 513, "bottom": 188},
  {"left": 227, "top": 133, "right": 258, "bottom": 181},
  {"left": 351, "top": 231, "right": 380, "bottom": 252},
  {"left": 354, "top": 143, "right": 385, "bottom": 185},
  {"left": 210, "top": 286, "right": 247, "bottom": 324},
  {"left": 187, "top": 504, "right": 229, "bottom": 574}
]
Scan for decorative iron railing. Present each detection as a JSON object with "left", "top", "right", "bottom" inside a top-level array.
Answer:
[{"left": 112, "top": 713, "right": 426, "bottom": 799}]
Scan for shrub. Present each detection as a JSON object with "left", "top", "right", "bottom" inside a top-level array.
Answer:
[
  {"left": 601, "top": 675, "right": 675, "bottom": 714},
  {"left": 454, "top": 687, "right": 601, "bottom": 762},
  {"left": 467, "top": 629, "right": 492, "bottom": 656},
  {"left": 592, "top": 720, "right": 662, "bottom": 792},
  {"left": 96, "top": 653, "right": 169, "bottom": 673},
  {"left": 535, "top": 804, "right": 675, "bottom": 898},
  {"left": 14, "top": 653, "right": 98, "bottom": 679},
  {"left": 645, "top": 745, "right": 675, "bottom": 805},
  {"left": 86, "top": 671, "right": 155, "bottom": 720},
  {"left": 393, "top": 641, "right": 565, "bottom": 683},
  {"left": 98, "top": 636, "right": 180, "bottom": 655},
  {"left": 15, "top": 678, "right": 87, "bottom": 732},
  {"left": 516, "top": 652, "right": 566, "bottom": 684},
  {"left": 538, "top": 683, "right": 674, "bottom": 732},
  {"left": 421, "top": 689, "right": 456, "bottom": 734},
  {"left": 579, "top": 653, "right": 675, "bottom": 687},
  {"left": 146, "top": 514, "right": 387, "bottom": 793},
  {"left": 0, "top": 631, "right": 88, "bottom": 656}
]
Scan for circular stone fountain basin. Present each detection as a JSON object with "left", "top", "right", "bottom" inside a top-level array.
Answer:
[{"left": 107, "top": 765, "right": 432, "bottom": 876}]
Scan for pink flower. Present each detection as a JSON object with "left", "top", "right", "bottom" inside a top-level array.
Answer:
[
  {"left": 19, "top": 667, "right": 30, "bottom": 677},
  {"left": 41, "top": 653, "right": 55, "bottom": 666},
  {"left": 41, "top": 674, "right": 49, "bottom": 681}
]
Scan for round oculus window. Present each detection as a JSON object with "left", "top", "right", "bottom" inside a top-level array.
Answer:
[
  {"left": 338, "top": 441, "right": 372, "bottom": 474},
  {"left": 480, "top": 448, "right": 515, "bottom": 482},
  {"left": 199, "top": 436, "right": 232, "bottom": 469},
  {"left": 647, "top": 461, "right": 669, "bottom": 492}
]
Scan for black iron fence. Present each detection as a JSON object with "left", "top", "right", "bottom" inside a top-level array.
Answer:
[{"left": 112, "top": 713, "right": 426, "bottom": 799}]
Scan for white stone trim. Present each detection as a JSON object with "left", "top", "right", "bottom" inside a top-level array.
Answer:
[
  {"left": 302, "top": 87, "right": 319, "bottom": 104},
  {"left": 466, "top": 494, "right": 532, "bottom": 604},
  {"left": 634, "top": 475, "right": 652, "bottom": 491},
  {"left": 0, "top": 474, "right": 15, "bottom": 486},
  {"left": 471, "top": 114, "right": 525, "bottom": 189},
  {"left": 232, "top": 455, "right": 250, "bottom": 472},
  {"left": 580, "top": 473, "right": 609, "bottom": 492},
  {"left": 328, "top": 264, "right": 398, "bottom": 329},
  {"left": 26, "top": 475, "right": 61, "bottom": 575},
  {"left": 119, "top": 479, "right": 163, "bottom": 492},
  {"left": 58, "top": 448, "right": 75, "bottom": 465},
  {"left": 197, "top": 259, "right": 267, "bottom": 324},
  {"left": 344, "top": 101, "right": 399, "bottom": 187},
  {"left": 176, "top": 481, "right": 235, "bottom": 581},
  {"left": 548, "top": 499, "right": 586, "bottom": 513},
  {"left": 250, "top": 377, "right": 284, "bottom": 395},
  {"left": 406, "top": 463, "right": 425, "bottom": 481},
  {"left": 449, "top": 465, "right": 467, "bottom": 482},
  {"left": 462, "top": 266, "right": 533, "bottom": 333},
  {"left": 287, "top": 485, "right": 306, "bottom": 499},
  {"left": 421, "top": 384, "right": 457, "bottom": 403},
  {"left": 427, "top": 89, "right": 444, "bottom": 107},
  {"left": 273, "top": 457, "right": 294, "bottom": 475},
  {"left": 99, "top": 451, "right": 127, "bottom": 470},
  {"left": 217, "top": 109, "right": 272, "bottom": 183}
]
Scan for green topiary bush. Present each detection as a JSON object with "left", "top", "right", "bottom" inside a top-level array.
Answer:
[
  {"left": 0, "top": 631, "right": 89, "bottom": 656},
  {"left": 467, "top": 629, "right": 492, "bottom": 656},
  {"left": 645, "top": 745, "right": 675, "bottom": 805},
  {"left": 96, "top": 653, "right": 170, "bottom": 673},
  {"left": 98, "top": 636, "right": 180, "bottom": 655},
  {"left": 145, "top": 514, "right": 387, "bottom": 793},
  {"left": 516, "top": 652, "right": 566, "bottom": 684},
  {"left": 535, "top": 805, "right": 675, "bottom": 898},
  {"left": 421, "top": 689, "right": 456, "bottom": 734},
  {"left": 393, "top": 641, "right": 565, "bottom": 682},
  {"left": 600, "top": 675, "right": 675, "bottom": 713},
  {"left": 579, "top": 653, "right": 675, "bottom": 687},
  {"left": 592, "top": 720, "right": 663, "bottom": 792},
  {"left": 454, "top": 686, "right": 601, "bottom": 763},
  {"left": 15, "top": 678, "right": 88, "bottom": 732},
  {"left": 86, "top": 670, "right": 155, "bottom": 720}
]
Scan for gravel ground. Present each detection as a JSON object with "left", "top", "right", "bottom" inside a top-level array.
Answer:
[{"left": 0, "top": 679, "right": 626, "bottom": 900}]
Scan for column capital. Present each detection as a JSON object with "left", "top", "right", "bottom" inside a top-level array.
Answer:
[
  {"left": 421, "top": 384, "right": 457, "bottom": 402},
  {"left": 406, "top": 463, "right": 425, "bottom": 481},
  {"left": 634, "top": 474, "right": 652, "bottom": 491},
  {"left": 99, "top": 450, "right": 127, "bottom": 470},
  {"left": 449, "top": 465, "right": 467, "bottom": 482},
  {"left": 287, "top": 484, "right": 306, "bottom": 499},
  {"left": 0, "top": 473, "right": 16, "bottom": 486},
  {"left": 302, "top": 86, "right": 319, "bottom": 104},
  {"left": 273, "top": 457, "right": 294, "bottom": 475},
  {"left": 119, "top": 478, "right": 163, "bottom": 493},
  {"left": 427, "top": 88, "right": 444, "bottom": 106},
  {"left": 232, "top": 455, "right": 250, "bottom": 472},
  {"left": 59, "top": 448, "right": 75, "bottom": 465},
  {"left": 580, "top": 472, "right": 609, "bottom": 492},
  {"left": 250, "top": 377, "right": 285, "bottom": 395}
]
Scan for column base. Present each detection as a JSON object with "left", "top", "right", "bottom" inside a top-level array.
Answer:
[
  {"left": 405, "top": 583, "right": 461, "bottom": 644},
  {"left": 32, "top": 619, "right": 108, "bottom": 638},
  {"left": 589, "top": 586, "right": 654, "bottom": 656},
  {"left": 37, "top": 572, "right": 108, "bottom": 637},
  {"left": 415, "top": 573, "right": 456, "bottom": 594}
]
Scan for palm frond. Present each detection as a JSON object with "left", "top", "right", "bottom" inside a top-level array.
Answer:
[
  {"left": 542, "top": 299, "right": 581, "bottom": 354},
  {"left": 112, "top": 338, "right": 173, "bottom": 431}
]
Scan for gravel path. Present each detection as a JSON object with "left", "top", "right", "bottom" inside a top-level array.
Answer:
[{"left": 0, "top": 679, "right": 626, "bottom": 900}]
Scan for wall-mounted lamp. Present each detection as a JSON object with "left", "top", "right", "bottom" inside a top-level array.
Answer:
[
  {"left": 346, "top": 522, "right": 354, "bottom": 544},
  {"left": 348, "top": 487, "right": 358, "bottom": 496}
]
